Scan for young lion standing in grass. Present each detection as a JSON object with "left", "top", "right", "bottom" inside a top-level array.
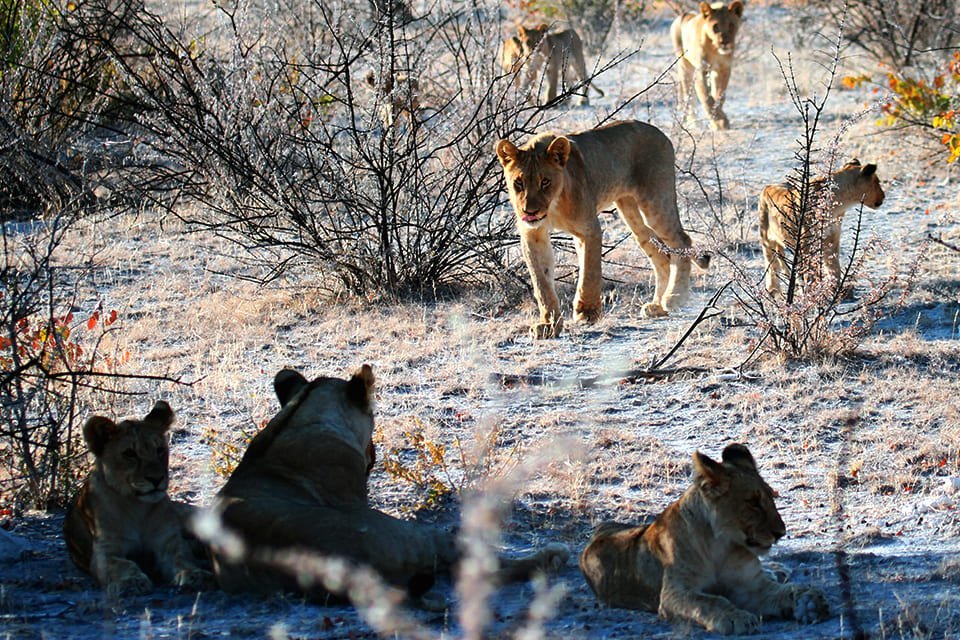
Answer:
[{"left": 495, "top": 120, "right": 709, "bottom": 339}]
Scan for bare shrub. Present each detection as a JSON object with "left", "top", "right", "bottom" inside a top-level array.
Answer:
[
  {"left": 812, "top": 0, "right": 959, "bottom": 69},
  {"left": 725, "top": 40, "right": 923, "bottom": 361},
  {"left": 75, "top": 0, "right": 583, "bottom": 298}
]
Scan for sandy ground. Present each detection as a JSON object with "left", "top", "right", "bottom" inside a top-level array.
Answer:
[{"left": 3, "top": 1, "right": 960, "bottom": 638}]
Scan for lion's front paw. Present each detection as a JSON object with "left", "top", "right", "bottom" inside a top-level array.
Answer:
[
  {"left": 174, "top": 567, "right": 214, "bottom": 591},
  {"left": 530, "top": 317, "right": 563, "bottom": 339},
  {"left": 573, "top": 306, "right": 602, "bottom": 324},
  {"left": 710, "top": 609, "right": 760, "bottom": 635},
  {"left": 641, "top": 302, "right": 668, "bottom": 318},
  {"left": 710, "top": 114, "right": 730, "bottom": 130},
  {"left": 794, "top": 587, "right": 830, "bottom": 624},
  {"left": 106, "top": 571, "right": 154, "bottom": 599}
]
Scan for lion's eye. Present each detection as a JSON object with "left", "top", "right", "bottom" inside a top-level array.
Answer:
[
  {"left": 513, "top": 179, "right": 524, "bottom": 192},
  {"left": 713, "top": 24, "right": 721, "bottom": 33},
  {"left": 122, "top": 448, "right": 138, "bottom": 461},
  {"left": 540, "top": 178, "right": 551, "bottom": 189}
]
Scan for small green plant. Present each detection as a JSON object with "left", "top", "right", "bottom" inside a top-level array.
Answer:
[{"left": 377, "top": 415, "right": 524, "bottom": 513}]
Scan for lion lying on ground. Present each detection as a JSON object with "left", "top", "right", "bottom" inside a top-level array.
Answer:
[
  {"left": 670, "top": 1, "right": 744, "bottom": 130},
  {"left": 759, "top": 159, "right": 886, "bottom": 299},
  {"left": 209, "top": 366, "right": 568, "bottom": 603},
  {"left": 495, "top": 120, "right": 709, "bottom": 339},
  {"left": 579, "top": 444, "right": 829, "bottom": 635},
  {"left": 63, "top": 401, "right": 212, "bottom": 598},
  {"left": 516, "top": 24, "right": 603, "bottom": 106}
]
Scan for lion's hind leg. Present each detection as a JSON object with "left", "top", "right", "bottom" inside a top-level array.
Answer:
[
  {"left": 579, "top": 520, "right": 661, "bottom": 611},
  {"left": 616, "top": 198, "right": 671, "bottom": 318}
]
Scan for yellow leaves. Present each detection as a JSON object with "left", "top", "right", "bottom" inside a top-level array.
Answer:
[{"left": 840, "top": 74, "right": 870, "bottom": 90}]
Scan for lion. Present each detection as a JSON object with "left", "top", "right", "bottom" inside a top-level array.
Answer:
[
  {"left": 516, "top": 24, "right": 603, "bottom": 106},
  {"left": 63, "top": 401, "right": 213, "bottom": 598},
  {"left": 759, "top": 159, "right": 885, "bottom": 299},
  {"left": 495, "top": 120, "right": 710, "bottom": 339},
  {"left": 208, "top": 366, "right": 568, "bottom": 604},
  {"left": 579, "top": 444, "right": 830, "bottom": 635},
  {"left": 501, "top": 35, "right": 524, "bottom": 75},
  {"left": 670, "top": 1, "right": 744, "bottom": 130}
]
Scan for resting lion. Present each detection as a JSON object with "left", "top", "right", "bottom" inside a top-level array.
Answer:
[
  {"left": 495, "top": 120, "right": 710, "bottom": 339},
  {"left": 209, "top": 366, "right": 568, "bottom": 602},
  {"left": 759, "top": 159, "right": 885, "bottom": 299},
  {"left": 579, "top": 444, "right": 830, "bottom": 635},
  {"left": 516, "top": 24, "right": 602, "bottom": 106},
  {"left": 63, "top": 401, "right": 212, "bottom": 598},
  {"left": 670, "top": 1, "right": 744, "bottom": 130}
]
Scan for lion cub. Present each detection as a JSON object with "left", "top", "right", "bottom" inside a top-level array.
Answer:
[
  {"left": 516, "top": 24, "right": 602, "bottom": 106},
  {"left": 580, "top": 444, "right": 830, "bottom": 635},
  {"left": 496, "top": 120, "right": 709, "bottom": 339},
  {"left": 670, "top": 1, "right": 744, "bottom": 129},
  {"left": 63, "top": 401, "right": 212, "bottom": 598},
  {"left": 759, "top": 159, "right": 885, "bottom": 299}
]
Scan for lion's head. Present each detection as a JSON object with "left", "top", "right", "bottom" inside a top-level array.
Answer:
[
  {"left": 83, "top": 401, "right": 175, "bottom": 503},
  {"left": 834, "top": 159, "right": 885, "bottom": 209},
  {"left": 517, "top": 23, "right": 549, "bottom": 56},
  {"left": 495, "top": 134, "right": 571, "bottom": 228},
  {"left": 692, "top": 443, "right": 785, "bottom": 555},
  {"left": 698, "top": 1, "right": 743, "bottom": 56}
]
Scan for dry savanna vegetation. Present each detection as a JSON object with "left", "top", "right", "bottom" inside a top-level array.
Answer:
[{"left": 1, "top": 0, "right": 959, "bottom": 638}]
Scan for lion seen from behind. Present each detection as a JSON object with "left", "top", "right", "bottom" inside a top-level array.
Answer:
[
  {"left": 62, "top": 401, "right": 212, "bottom": 598},
  {"left": 579, "top": 444, "right": 830, "bottom": 635},
  {"left": 496, "top": 120, "right": 709, "bottom": 339},
  {"left": 208, "top": 366, "right": 568, "bottom": 605}
]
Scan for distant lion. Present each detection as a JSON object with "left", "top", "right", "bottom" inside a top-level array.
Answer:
[
  {"left": 63, "top": 401, "right": 212, "bottom": 598},
  {"left": 579, "top": 444, "right": 830, "bottom": 635},
  {"left": 210, "top": 366, "right": 568, "bottom": 603},
  {"left": 759, "top": 159, "right": 886, "bottom": 299},
  {"left": 670, "top": 1, "right": 744, "bottom": 129},
  {"left": 366, "top": 70, "right": 420, "bottom": 128},
  {"left": 517, "top": 24, "right": 603, "bottom": 106},
  {"left": 496, "top": 120, "right": 709, "bottom": 339}
]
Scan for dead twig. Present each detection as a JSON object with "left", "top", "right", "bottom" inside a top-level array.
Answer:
[{"left": 927, "top": 232, "right": 960, "bottom": 253}]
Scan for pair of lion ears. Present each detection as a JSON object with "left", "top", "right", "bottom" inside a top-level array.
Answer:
[
  {"left": 700, "top": 1, "right": 744, "bottom": 17},
  {"left": 842, "top": 159, "right": 878, "bottom": 177},
  {"left": 693, "top": 443, "right": 757, "bottom": 480},
  {"left": 274, "top": 365, "right": 375, "bottom": 411},
  {"left": 83, "top": 400, "right": 174, "bottom": 456},
  {"left": 495, "top": 137, "right": 571, "bottom": 168}
]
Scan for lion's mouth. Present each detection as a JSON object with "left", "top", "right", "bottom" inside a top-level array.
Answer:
[
  {"left": 745, "top": 537, "right": 772, "bottom": 553},
  {"left": 521, "top": 212, "right": 546, "bottom": 225},
  {"left": 717, "top": 45, "right": 734, "bottom": 55}
]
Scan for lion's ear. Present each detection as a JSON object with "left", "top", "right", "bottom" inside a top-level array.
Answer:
[
  {"left": 693, "top": 450, "right": 730, "bottom": 497},
  {"left": 861, "top": 163, "right": 878, "bottom": 178},
  {"left": 143, "top": 400, "right": 175, "bottom": 432},
  {"left": 274, "top": 369, "right": 309, "bottom": 406},
  {"left": 496, "top": 139, "right": 520, "bottom": 167},
  {"left": 347, "top": 364, "right": 375, "bottom": 411},
  {"left": 517, "top": 25, "right": 526, "bottom": 37},
  {"left": 546, "top": 136, "right": 571, "bottom": 168},
  {"left": 699, "top": 2, "right": 712, "bottom": 18},
  {"left": 83, "top": 416, "right": 123, "bottom": 457},
  {"left": 721, "top": 443, "right": 756, "bottom": 472},
  {"left": 728, "top": 0, "right": 744, "bottom": 18}
]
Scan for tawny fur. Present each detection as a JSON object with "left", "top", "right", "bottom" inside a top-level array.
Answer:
[
  {"left": 670, "top": 1, "right": 744, "bottom": 130},
  {"left": 516, "top": 24, "right": 603, "bottom": 106},
  {"left": 758, "top": 159, "right": 885, "bottom": 298},
  {"left": 496, "top": 120, "right": 709, "bottom": 339},
  {"left": 579, "top": 444, "right": 830, "bottom": 635},
  {"left": 63, "top": 401, "right": 212, "bottom": 598},
  {"left": 210, "top": 366, "right": 568, "bottom": 601}
]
